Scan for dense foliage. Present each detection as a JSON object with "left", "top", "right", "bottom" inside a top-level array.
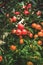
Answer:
[{"left": 0, "top": 0, "right": 43, "bottom": 65}]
